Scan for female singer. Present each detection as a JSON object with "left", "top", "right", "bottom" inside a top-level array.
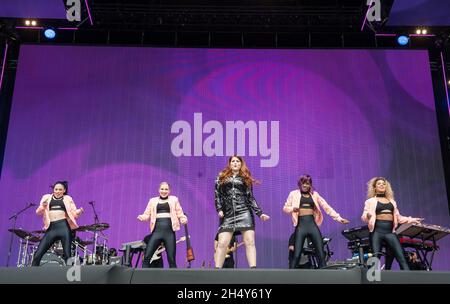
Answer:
[
  {"left": 214, "top": 156, "right": 270, "bottom": 268},
  {"left": 361, "top": 177, "right": 423, "bottom": 270},
  {"left": 283, "top": 174, "right": 349, "bottom": 269},
  {"left": 138, "top": 182, "right": 187, "bottom": 268},
  {"left": 32, "top": 181, "right": 84, "bottom": 266}
]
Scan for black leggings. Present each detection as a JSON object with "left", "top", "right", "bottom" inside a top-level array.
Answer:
[
  {"left": 32, "top": 219, "right": 72, "bottom": 266},
  {"left": 290, "top": 215, "right": 326, "bottom": 269},
  {"left": 142, "top": 218, "right": 177, "bottom": 268},
  {"left": 370, "top": 220, "right": 410, "bottom": 270}
]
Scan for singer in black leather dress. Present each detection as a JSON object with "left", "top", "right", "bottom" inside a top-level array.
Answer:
[
  {"left": 215, "top": 175, "right": 263, "bottom": 233},
  {"left": 214, "top": 156, "right": 270, "bottom": 268}
]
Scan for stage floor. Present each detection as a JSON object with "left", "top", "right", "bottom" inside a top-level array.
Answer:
[{"left": 0, "top": 266, "right": 449, "bottom": 284}]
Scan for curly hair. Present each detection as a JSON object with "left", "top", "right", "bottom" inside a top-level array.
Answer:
[
  {"left": 218, "top": 156, "right": 259, "bottom": 187},
  {"left": 366, "top": 177, "right": 394, "bottom": 200}
]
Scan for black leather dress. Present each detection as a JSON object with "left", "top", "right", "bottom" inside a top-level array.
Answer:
[{"left": 215, "top": 175, "right": 263, "bottom": 233}]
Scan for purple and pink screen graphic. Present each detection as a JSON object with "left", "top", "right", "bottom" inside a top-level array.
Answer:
[{"left": 0, "top": 45, "right": 448, "bottom": 269}]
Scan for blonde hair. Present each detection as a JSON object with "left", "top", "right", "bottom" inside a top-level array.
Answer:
[
  {"left": 366, "top": 177, "right": 394, "bottom": 200},
  {"left": 159, "top": 182, "right": 170, "bottom": 189}
]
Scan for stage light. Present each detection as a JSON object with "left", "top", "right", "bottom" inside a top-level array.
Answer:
[
  {"left": 397, "top": 35, "right": 409, "bottom": 46},
  {"left": 25, "top": 20, "right": 30, "bottom": 26},
  {"left": 415, "top": 28, "right": 428, "bottom": 35},
  {"left": 31, "top": 20, "right": 37, "bottom": 26},
  {"left": 44, "top": 28, "right": 56, "bottom": 39}
]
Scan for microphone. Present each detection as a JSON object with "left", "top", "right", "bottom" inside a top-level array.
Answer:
[
  {"left": 29, "top": 203, "right": 36, "bottom": 206},
  {"left": 88, "top": 201, "right": 95, "bottom": 205}
]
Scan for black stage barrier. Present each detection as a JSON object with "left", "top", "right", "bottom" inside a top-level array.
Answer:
[{"left": 0, "top": 266, "right": 449, "bottom": 284}]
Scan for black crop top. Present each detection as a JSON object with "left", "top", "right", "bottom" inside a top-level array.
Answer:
[
  {"left": 375, "top": 201, "right": 394, "bottom": 215},
  {"left": 300, "top": 194, "right": 315, "bottom": 210},
  {"left": 49, "top": 196, "right": 67, "bottom": 213},
  {"left": 156, "top": 201, "right": 170, "bottom": 213}
]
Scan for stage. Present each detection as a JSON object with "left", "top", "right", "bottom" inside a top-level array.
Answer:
[{"left": 0, "top": 266, "right": 449, "bottom": 284}]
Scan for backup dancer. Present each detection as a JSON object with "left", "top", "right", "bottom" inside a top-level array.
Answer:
[
  {"left": 32, "top": 181, "right": 84, "bottom": 266},
  {"left": 284, "top": 174, "right": 349, "bottom": 269},
  {"left": 362, "top": 177, "right": 422, "bottom": 270},
  {"left": 138, "top": 182, "right": 187, "bottom": 268}
]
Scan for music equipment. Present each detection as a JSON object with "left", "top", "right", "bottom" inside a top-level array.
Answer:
[
  {"left": 40, "top": 252, "right": 65, "bottom": 266},
  {"left": 120, "top": 235, "right": 187, "bottom": 267},
  {"left": 120, "top": 240, "right": 146, "bottom": 251},
  {"left": 75, "top": 222, "right": 110, "bottom": 266},
  {"left": 73, "top": 236, "right": 94, "bottom": 247},
  {"left": 85, "top": 244, "right": 109, "bottom": 265},
  {"left": 8, "top": 228, "right": 41, "bottom": 267},
  {"left": 305, "top": 237, "right": 334, "bottom": 268},
  {"left": 75, "top": 223, "right": 110, "bottom": 232},
  {"left": 395, "top": 223, "right": 449, "bottom": 270},
  {"left": 342, "top": 225, "right": 370, "bottom": 241},
  {"left": 395, "top": 223, "right": 450, "bottom": 241},
  {"left": 225, "top": 242, "right": 244, "bottom": 258},
  {"left": 149, "top": 236, "right": 187, "bottom": 263},
  {"left": 184, "top": 214, "right": 194, "bottom": 267},
  {"left": 32, "top": 230, "right": 46, "bottom": 234},
  {"left": 109, "top": 256, "right": 121, "bottom": 265},
  {"left": 6, "top": 203, "right": 36, "bottom": 267},
  {"left": 8, "top": 228, "right": 41, "bottom": 243},
  {"left": 342, "top": 222, "right": 450, "bottom": 270}
]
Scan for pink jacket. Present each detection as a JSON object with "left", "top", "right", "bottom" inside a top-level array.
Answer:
[
  {"left": 283, "top": 190, "right": 343, "bottom": 227},
  {"left": 361, "top": 197, "right": 417, "bottom": 232},
  {"left": 138, "top": 195, "right": 188, "bottom": 232},
  {"left": 36, "top": 194, "right": 82, "bottom": 230}
]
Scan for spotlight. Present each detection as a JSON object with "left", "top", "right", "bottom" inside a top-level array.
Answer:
[
  {"left": 31, "top": 20, "right": 37, "bottom": 26},
  {"left": 422, "top": 29, "right": 427, "bottom": 35},
  {"left": 397, "top": 35, "right": 410, "bottom": 46},
  {"left": 416, "top": 29, "right": 421, "bottom": 35},
  {"left": 44, "top": 28, "right": 56, "bottom": 39},
  {"left": 25, "top": 20, "right": 30, "bottom": 26}
]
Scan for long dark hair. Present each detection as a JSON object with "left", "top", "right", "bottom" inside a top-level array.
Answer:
[
  {"left": 52, "top": 181, "right": 69, "bottom": 195},
  {"left": 297, "top": 174, "right": 314, "bottom": 193}
]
